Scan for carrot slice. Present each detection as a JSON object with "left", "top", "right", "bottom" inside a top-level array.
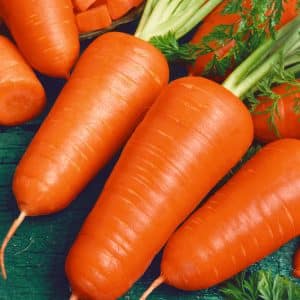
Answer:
[
  {"left": 73, "top": 0, "right": 97, "bottom": 12},
  {"left": 76, "top": 5, "right": 112, "bottom": 33},
  {"left": 106, "top": 0, "right": 133, "bottom": 20}
]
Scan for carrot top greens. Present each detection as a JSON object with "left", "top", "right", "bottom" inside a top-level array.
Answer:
[
  {"left": 134, "top": 0, "right": 224, "bottom": 41},
  {"left": 149, "top": 0, "right": 291, "bottom": 66},
  {"left": 221, "top": 270, "right": 300, "bottom": 300}
]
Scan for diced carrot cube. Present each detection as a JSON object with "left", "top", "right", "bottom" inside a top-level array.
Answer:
[
  {"left": 106, "top": 0, "right": 133, "bottom": 20},
  {"left": 76, "top": 4, "right": 112, "bottom": 33},
  {"left": 72, "top": 0, "right": 97, "bottom": 12}
]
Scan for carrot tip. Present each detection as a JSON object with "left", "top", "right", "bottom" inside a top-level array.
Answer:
[
  {"left": 140, "top": 275, "right": 165, "bottom": 300},
  {"left": 0, "top": 211, "right": 26, "bottom": 280}
]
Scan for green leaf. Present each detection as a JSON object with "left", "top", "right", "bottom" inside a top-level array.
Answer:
[{"left": 221, "top": 270, "right": 300, "bottom": 300}]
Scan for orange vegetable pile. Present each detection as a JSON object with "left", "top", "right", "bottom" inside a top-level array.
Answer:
[{"left": 72, "top": 0, "right": 144, "bottom": 33}]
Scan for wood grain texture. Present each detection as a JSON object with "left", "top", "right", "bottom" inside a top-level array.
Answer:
[{"left": 0, "top": 23, "right": 299, "bottom": 300}]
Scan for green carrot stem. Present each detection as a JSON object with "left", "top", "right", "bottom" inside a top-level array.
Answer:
[
  {"left": 134, "top": 0, "right": 223, "bottom": 41},
  {"left": 223, "top": 16, "right": 300, "bottom": 98}
]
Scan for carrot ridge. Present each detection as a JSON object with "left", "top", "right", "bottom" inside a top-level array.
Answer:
[
  {"left": 140, "top": 275, "right": 165, "bottom": 300},
  {"left": 0, "top": 211, "right": 26, "bottom": 279}
]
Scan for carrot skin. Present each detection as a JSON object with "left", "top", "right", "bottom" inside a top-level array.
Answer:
[
  {"left": 0, "top": 0, "right": 80, "bottom": 78},
  {"left": 12, "top": 32, "right": 169, "bottom": 217},
  {"left": 65, "top": 77, "right": 253, "bottom": 299},
  {"left": 252, "top": 82, "right": 300, "bottom": 143},
  {"left": 0, "top": 36, "right": 45, "bottom": 125},
  {"left": 160, "top": 139, "right": 300, "bottom": 291}
]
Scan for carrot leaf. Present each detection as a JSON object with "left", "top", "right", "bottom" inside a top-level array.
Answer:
[{"left": 221, "top": 270, "right": 300, "bottom": 300}]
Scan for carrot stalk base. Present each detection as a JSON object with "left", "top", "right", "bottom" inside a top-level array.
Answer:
[
  {"left": 0, "top": 211, "right": 26, "bottom": 279},
  {"left": 140, "top": 275, "right": 165, "bottom": 300}
]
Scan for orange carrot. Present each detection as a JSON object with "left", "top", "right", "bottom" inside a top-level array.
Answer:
[
  {"left": 189, "top": 0, "right": 298, "bottom": 80},
  {"left": 76, "top": 5, "right": 112, "bottom": 33},
  {"left": 142, "top": 139, "right": 300, "bottom": 297},
  {"left": 252, "top": 82, "right": 300, "bottom": 143},
  {"left": 0, "top": 31, "right": 168, "bottom": 279},
  {"left": 106, "top": 0, "right": 133, "bottom": 20},
  {"left": 0, "top": 36, "right": 45, "bottom": 125},
  {"left": 0, "top": 0, "right": 80, "bottom": 78},
  {"left": 65, "top": 76, "right": 253, "bottom": 299}
]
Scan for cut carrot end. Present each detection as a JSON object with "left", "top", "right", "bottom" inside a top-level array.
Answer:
[
  {"left": 140, "top": 275, "right": 165, "bottom": 300},
  {"left": 0, "top": 211, "right": 26, "bottom": 279},
  {"left": 70, "top": 293, "right": 79, "bottom": 300}
]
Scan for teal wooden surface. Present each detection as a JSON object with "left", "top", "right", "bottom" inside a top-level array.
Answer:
[{"left": 0, "top": 22, "right": 300, "bottom": 300}]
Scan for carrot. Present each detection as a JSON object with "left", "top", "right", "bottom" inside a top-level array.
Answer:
[
  {"left": 188, "top": 0, "right": 298, "bottom": 80},
  {"left": 141, "top": 139, "right": 300, "bottom": 297},
  {"left": 0, "top": 36, "right": 46, "bottom": 126},
  {"left": 293, "top": 247, "right": 300, "bottom": 277},
  {"left": 0, "top": 0, "right": 80, "bottom": 78},
  {"left": 0, "top": 31, "right": 168, "bottom": 279},
  {"left": 252, "top": 81, "right": 300, "bottom": 143},
  {"left": 65, "top": 76, "right": 253, "bottom": 300},
  {"left": 73, "top": 0, "right": 97, "bottom": 12},
  {"left": 106, "top": 0, "right": 133, "bottom": 20},
  {"left": 75, "top": 5, "right": 112, "bottom": 33}
]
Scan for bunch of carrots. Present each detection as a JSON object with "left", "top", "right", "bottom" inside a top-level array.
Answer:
[{"left": 0, "top": 0, "right": 300, "bottom": 299}]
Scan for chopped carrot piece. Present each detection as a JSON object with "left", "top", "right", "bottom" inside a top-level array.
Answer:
[
  {"left": 72, "top": 0, "right": 97, "bottom": 12},
  {"left": 106, "top": 0, "right": 133, "bottom": 20},
  {"left": 76, "top": 4, "right": 112, "bottom": 33}
]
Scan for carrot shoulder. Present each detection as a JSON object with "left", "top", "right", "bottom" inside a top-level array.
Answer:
[
  {"left": 0, "top": 0, "right": 80, "bottom": 78},
  {"left": 0, "top": 36, "right": 45, "bottom": 126},
  {"left": 65, "top": 76, "right": 253, "bottom": 299}
]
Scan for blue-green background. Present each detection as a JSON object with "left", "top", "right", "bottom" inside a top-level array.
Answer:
[{"left": 0, "top": 18, "right": 299, "bottom": 300}]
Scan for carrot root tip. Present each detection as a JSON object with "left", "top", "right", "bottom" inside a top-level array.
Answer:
[
  {"left": 0, "top": 211, "right": 26, "bottom": 279},
  {"left": 140, "top": 275, "right": 165, "bottom": 300}
]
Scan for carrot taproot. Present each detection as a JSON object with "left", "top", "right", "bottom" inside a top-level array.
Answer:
[
  {"left": 293, "top": 247, "right": 300, "bottom": 277},
  {"left": 0, "top": 0, "right": 80, "bottom": 78},
  {"left": 73, "top": 0, "right": 97, "bottom": 12},
  {"left": 76, "top": 5, "right": 112, "bottom": 33},
  {"left": 189, "top": 0, "right": 298, "bottom": 79},
  {"left": 252, "top": 82, "right": 300, "bottom": 143},
  {"left": 0, "top": 31, "right": 168, "bottom": 279},
  {"left": 65, "top": 76, "right": 253, "bottom": 300},
  {"left": 0, "top": 36, "right": 45, "bottom": 126},
  {"left": 106, "top": 0, "right": 133, "bottom": 20},
  {"left": 141, "top": 139, "right": 300, "bottom": 297}
]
